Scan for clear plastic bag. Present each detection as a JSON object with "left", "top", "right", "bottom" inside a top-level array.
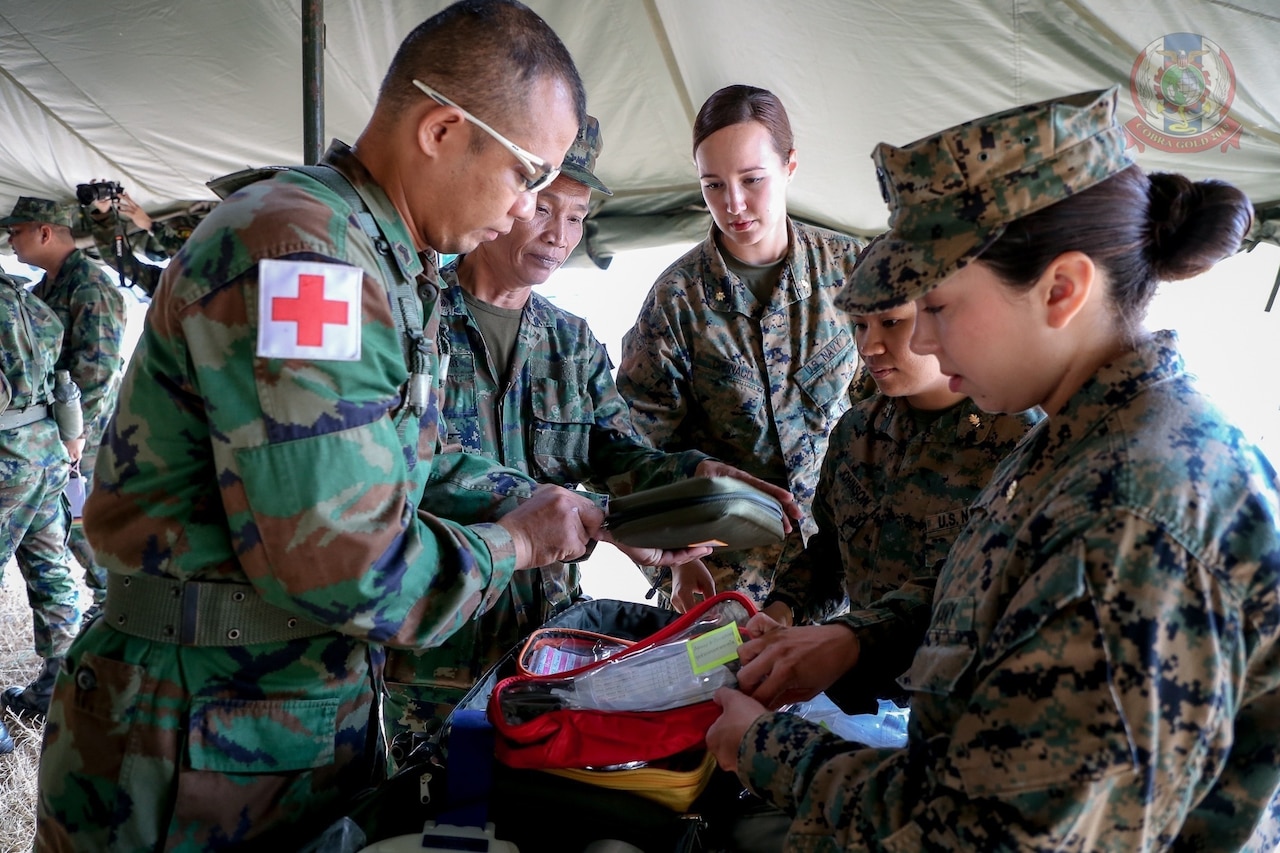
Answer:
[
  {"left": 497, "top": 596, "right": 750, "bottom": 721},
  {"left": 785, "top": 693, "right": 910, "bottom": 749},
  {"left": 517, "top": 628, "right": 633, "bottom": 676}
]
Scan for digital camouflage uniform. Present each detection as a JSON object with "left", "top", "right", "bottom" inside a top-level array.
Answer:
[
  {"left": 0, "top": 274, "right": 80, "bottom": 660},
  {"left": 384, "top": 279, "right": 711, "bottom": 729},
  {"left": 36, "top": 140, "right": 540, "bottom": 852},
  {"left": 32, "top": 246, "right": 127, "bottom": 604},
  {"left": 738, "top": 333, "right": 1280, "bottom": 850},
  {"left": 767, "top": 394, "right": 1040, "bottom": 627},
  {"left": 614, "top": 220, "right": 864, "bottom": 604},
  {"left": 735, "top": 89, "right": 1280, "bottom": 851}
]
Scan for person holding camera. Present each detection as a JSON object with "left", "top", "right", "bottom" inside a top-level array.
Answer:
[
  {"left": 0, "top": 196, "right": 126, "bottom": 652},
  {"left": 82, "top": 182, "right": 189, "bottom": 260}
]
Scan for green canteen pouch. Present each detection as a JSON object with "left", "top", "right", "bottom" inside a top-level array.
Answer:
[{"left": 605, "top": 476, "right": 785, "bottom": 550}]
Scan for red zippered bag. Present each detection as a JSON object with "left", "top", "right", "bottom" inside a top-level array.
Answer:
[{"left": 487, "top": 591, "right": 756, "bottom": 770}]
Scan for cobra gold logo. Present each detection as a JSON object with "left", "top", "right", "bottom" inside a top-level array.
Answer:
[{"left": 1126, "top": 32, "right": 1243, "bottom": 154}]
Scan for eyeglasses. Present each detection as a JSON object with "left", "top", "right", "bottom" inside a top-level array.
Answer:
[{"left": 413, "top": 79, "right": 560, "bottom": 194}]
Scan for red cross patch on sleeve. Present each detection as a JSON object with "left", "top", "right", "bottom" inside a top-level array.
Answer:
[{"left": 256, "top": 258, "right": 362, "bottom": 361}]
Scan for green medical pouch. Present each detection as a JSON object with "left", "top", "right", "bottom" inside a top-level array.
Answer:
[{"left": 604, "top": 476, "right": 785, "bottom": 550}]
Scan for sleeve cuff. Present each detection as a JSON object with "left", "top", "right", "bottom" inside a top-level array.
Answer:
[
  {"left": 740, "top": 711, "right": 844, "bottom": 813},
  {"left": 470, "top": 521, "right": 518, "bottom": 611}
]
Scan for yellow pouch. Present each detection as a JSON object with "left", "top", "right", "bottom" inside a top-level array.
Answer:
[{"left": 543, "top": 750, "right": 719, "bottom": 813}]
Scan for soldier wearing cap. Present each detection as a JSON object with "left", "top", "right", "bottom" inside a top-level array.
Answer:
[
  {"left": 384, "top": 117, "right": 796, "bottom": 734},
  {"left": 1, "top": 196, "right": 125, "bottom": 712},
  {"left": 708, "top": 88, "right": 1279, "bottom": 850},
  {"left": 0, "top": 270, "right": 83, "bottom": 756}
]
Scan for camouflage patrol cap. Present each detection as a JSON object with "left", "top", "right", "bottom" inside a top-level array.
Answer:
[
  {"left": 559, "top": 115, "right": 613, "bottom": 196},
  {"left": 0, "top": 196, "right": 74, "bottom": 229},
  {"left": 839, "top": 87, "right": 1134, "bottom": 314}
]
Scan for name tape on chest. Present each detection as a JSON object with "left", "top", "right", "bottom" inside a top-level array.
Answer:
[{"left": 257, "top": 258, "right": 362, "bottom": 361}]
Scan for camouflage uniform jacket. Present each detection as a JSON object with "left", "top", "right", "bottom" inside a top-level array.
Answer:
[
  {"left": 0, "top": 277, "right": 69, "bottom": 480},
  {"left": 614, "top": 220, "right": 863, "bottom": 602},
  {"left": 738, "top": 331, "right": 1280, "bottom": 851},
  {"left": 38, "top": 141, "right": 537, "bottom": 851},
  {"left": 31, "top": 248, "right": 126, "bottom": 446},
  {"left": 383, "top": 278, "right": 709, "bottom": 714},
  {"left": 768, "top": 394, "right": 1039, "bottom": 624}
]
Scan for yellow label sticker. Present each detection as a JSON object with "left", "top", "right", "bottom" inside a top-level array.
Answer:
[
  {"left": 688, "top": 539, "right": 728, "bottom": 548},
  {"left": 687, "top": 623, "right": 743, "bottom": 674}
]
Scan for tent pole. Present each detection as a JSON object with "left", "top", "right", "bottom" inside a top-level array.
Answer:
[{"left": 303, "top": 0, "right": 325, "bottom": 165}]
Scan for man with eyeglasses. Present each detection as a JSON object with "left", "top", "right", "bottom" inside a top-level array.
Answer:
[{"left": 36, "top": 2, "right": 705, "bottom": 849}]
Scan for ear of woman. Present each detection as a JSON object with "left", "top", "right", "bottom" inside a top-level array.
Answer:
[{"left": 1041, "top": 251, "right": 1097, "bottom": 331}]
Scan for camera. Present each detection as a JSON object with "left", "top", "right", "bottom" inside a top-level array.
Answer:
[{"left": 76, "top": 180, "right": 124, "bottom": 205}]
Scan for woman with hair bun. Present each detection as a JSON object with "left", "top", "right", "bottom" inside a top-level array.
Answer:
[
  {"left": 615, "top": 84, "right": 864, "bottom": 610},
  {"left": 709, "top": 87, "right": 1280, "bottom": 851}
]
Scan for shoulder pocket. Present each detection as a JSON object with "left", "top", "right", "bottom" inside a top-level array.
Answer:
[
  {"left": 898, "top": 595, "right": 976, "bottom": 696},
  {"left": 796, "top": 329, "right": 858, "bottom": 411}
]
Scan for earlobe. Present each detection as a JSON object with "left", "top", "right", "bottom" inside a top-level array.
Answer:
[
  {"left": 1043, "top": 251, "right": 1095, "bottom": 330},
  {"left": 785, "top": 149, "right": 798, "bottom": 181}
]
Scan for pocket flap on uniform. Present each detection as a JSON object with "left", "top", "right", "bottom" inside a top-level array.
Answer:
[
  {"left": 187, "top": 696, "right": 338, "bottom": 773},
  {"left": 898, "top": 596, "right": 977, "bottom": 696}
]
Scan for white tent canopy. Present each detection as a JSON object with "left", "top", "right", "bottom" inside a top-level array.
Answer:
[{"left": 1, "top": 0, "right": 1278, "bottom": 270}]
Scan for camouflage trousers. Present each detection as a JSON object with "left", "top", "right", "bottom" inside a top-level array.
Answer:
[
  {"left": 0, "top": 465, "right": 80, "bottom": 658},
  {"left": 383, "top": 561, "right": 578, "bottom": 736},
  {"left": 36, "top": 622, "right": 381, "bottom": 852},
  {"left": 68, "top": 444, "right": 106, "bottom": 605}
]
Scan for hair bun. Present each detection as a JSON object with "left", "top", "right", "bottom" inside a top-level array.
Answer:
[{"left": 1146, "top": 173, "right": 1252, "bottom": 281}]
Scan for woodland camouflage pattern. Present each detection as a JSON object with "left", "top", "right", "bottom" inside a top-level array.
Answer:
[
  {"left": 384, "top": 279, "right": 708, "bottom": 728},
  {"left": 32, "top": 247, "right": 127, "bottom": 603},
  {"left": 615, "top": 219, "right": 864, "bottom": 604},
  {"left": 768, "top": 395, "right": 1040, "bottom": 626},
  {"left": 0, "top": 274, "right": 79, "bottom": 659},
  {"left": 737, "top": 332, "right": 1280, "bottom": 850},
  {"left": 838, "top": 87, "right": 1134, "bottom": 315},
  {"left": 36, "top": 141, "right": 543, "bottom": 851}
]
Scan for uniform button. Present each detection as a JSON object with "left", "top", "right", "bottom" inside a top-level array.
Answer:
[
  {"left": 163, "top": 625, "right": 175, "bottom": 637},
  {"left": 76, "top": 667, "right": 97, "bottom": 691},
  {"left": 116, "top": 614, "right": 127, "bottom": 626},
  {"left": 232, "top": 591, "right": 246, "bottom": 602},
  {"left": 170, "top": 587, "right": 180, "bottom": 598},
  {"left": 227, "top": 628, "right": 241, "bottom": 641},
  {"left": 287, "top": 618, "right": 298, "bottom": 629}
]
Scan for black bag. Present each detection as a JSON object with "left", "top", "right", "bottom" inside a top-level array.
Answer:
[{"left": 605, "top": 478, "right": 785, "bottom": 551}]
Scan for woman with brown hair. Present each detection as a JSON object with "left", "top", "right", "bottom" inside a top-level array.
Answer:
[{"left": 615, "top": 84, "right": 864, "bottom": 610}]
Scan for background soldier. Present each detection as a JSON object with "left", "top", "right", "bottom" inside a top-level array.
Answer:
[
  {"left": 0, "top": 270, "right": 82, "bottom": 749},
  {"left": 0, "top": 196, "right": 123, "bottom": 702}
]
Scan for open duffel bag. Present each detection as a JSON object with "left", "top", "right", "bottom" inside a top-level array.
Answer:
[{"left": 346, "top": 597, "right": 749, "bottom": 851}]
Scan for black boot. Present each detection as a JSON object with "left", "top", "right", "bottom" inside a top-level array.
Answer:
[
  {"left": 0, "top": 718, "right": 13, "bottom": 754},
  {"left": 2, "top": 656, "right": 61, "bottom": 719}
]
